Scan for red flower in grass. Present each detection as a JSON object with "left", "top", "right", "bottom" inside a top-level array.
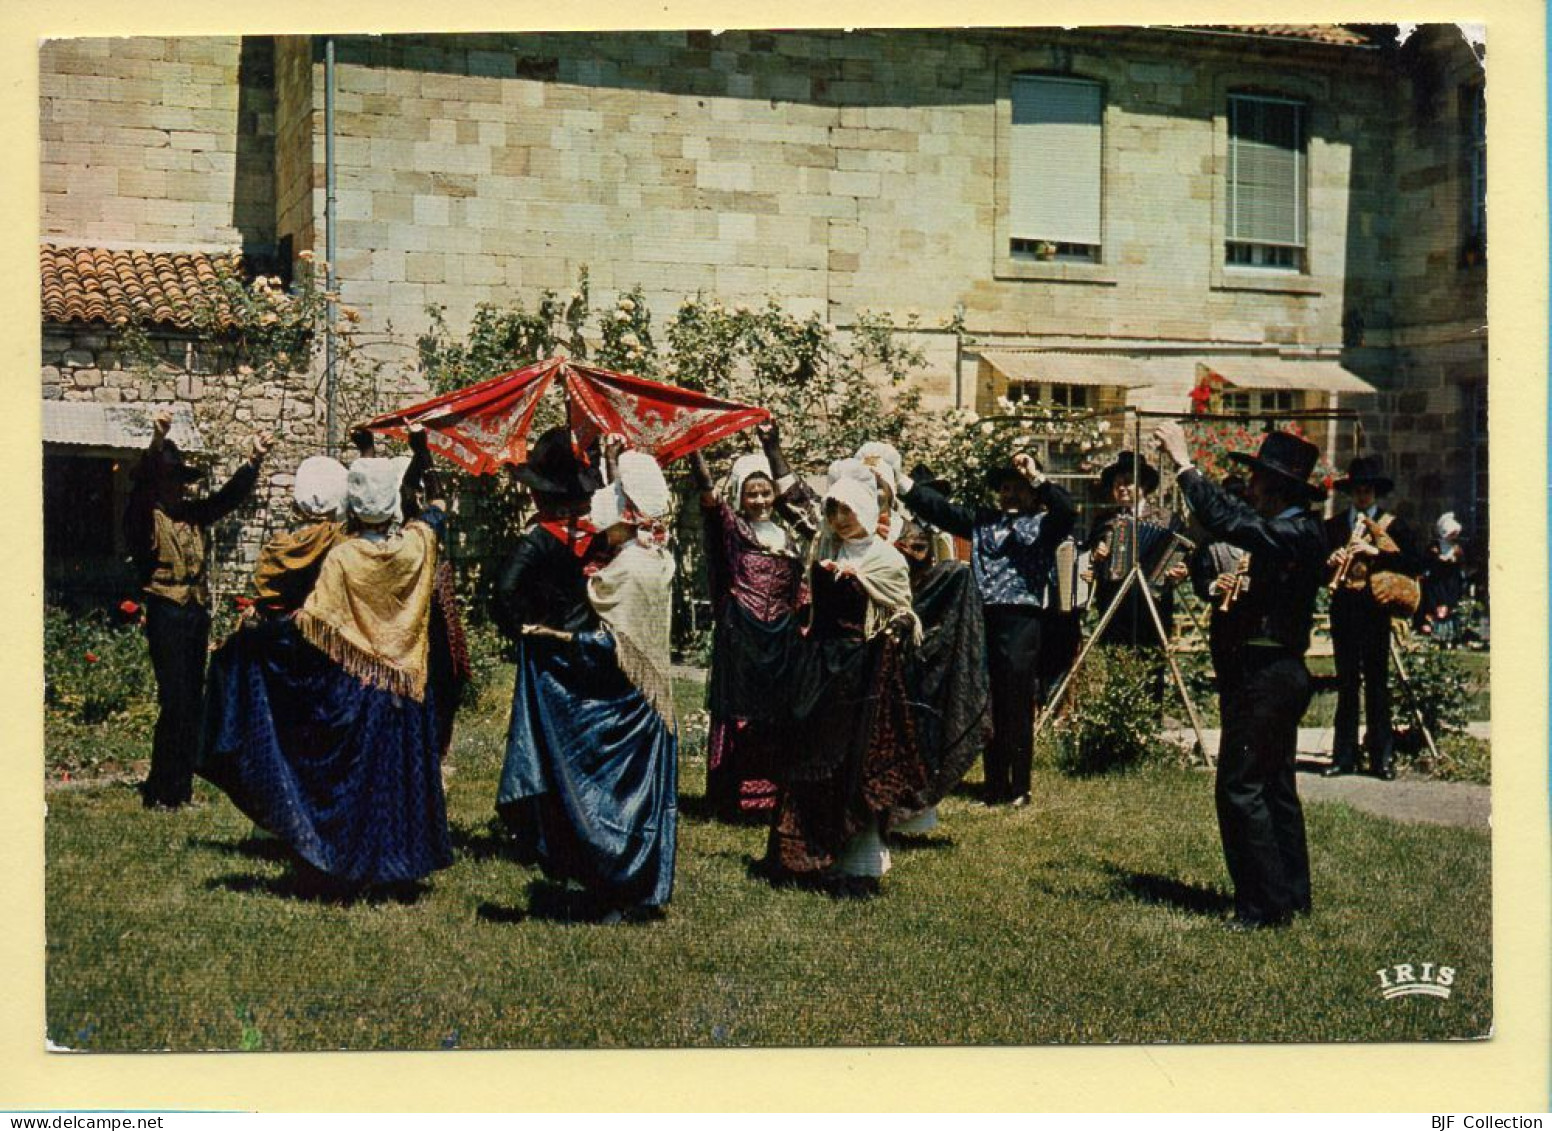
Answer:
[
  {"left": 118, "top": 600, "right": 140, "bottom": 617},
  {"left": 84, "top": 652, "right": 99, "bottom": 664}
]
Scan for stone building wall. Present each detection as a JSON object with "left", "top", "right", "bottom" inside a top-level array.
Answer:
[
  {"left": 43, "top": 321, "right": 330, "bottom": 601},
  {"left": 1376, "top": 27, "right": 1489, "bottom": 534},
  {"left": 39, "top": 36, "right": 264, "bottom": 250},
  {"left": 273, "top": 29, "right": 1396, "bottom": 413}
]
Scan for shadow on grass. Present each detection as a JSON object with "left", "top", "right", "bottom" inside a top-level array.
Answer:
[
  {"left": 449, "top": 820, "right": 517, "bottom": 863},
  {"left": 186, "top": 835, "right": 292, "bottom": 863},
  {"left": 887, "top": 832, "right": 957, "bottom": 851},
  {"left": 1103, "top": 865, "right": 1233, "bottom": 918},
  {"left": 205, "top": 870, "right": 431, "bottom": 907}
]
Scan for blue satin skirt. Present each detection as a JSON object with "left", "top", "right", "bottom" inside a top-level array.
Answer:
[{"left": 497, "top": 630, "right": 677, "bottom": 909}]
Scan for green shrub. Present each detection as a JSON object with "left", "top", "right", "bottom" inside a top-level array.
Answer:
[
  {"left": 1389, "top": 641, "right": 1474, "bottom": 742},
  {"left": 44, "top": 606, "right": 155, "bottom": 726},
  {"left": 1050, "top": 647, "right": 1181, "bottom": 777}
]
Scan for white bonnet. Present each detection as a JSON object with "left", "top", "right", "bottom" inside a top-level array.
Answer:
[
  {"left": 294, "top": 455, "right": 348, "bottom": 520},
  {"left": 346, "top": 456, "right": 410, "bottom": 525},
  {"left": 591, "top": 450, "right": 672, "bottom": 529},
  {"left": 1436, "top": 512, "right": 1463, "bottom": 540},
  {"left": 824, "top": 473, "right": 880, "bottom": 538},
  {"left": 728, "top": 451, "right": 774, "bottom": 503}
]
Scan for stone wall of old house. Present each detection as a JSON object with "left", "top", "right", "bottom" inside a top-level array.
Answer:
[
  {"left": 1353, "top": 27, "right": 1488, "bottom": 535},
  {"left": 268, "top": 29, "right": 1396, "bottom": 416},
  {"left": 43, "top": 321, "right": 331, "bottom": 602},
  {"left": 40, "top": 36, "right": 268, "bottom": 250}
]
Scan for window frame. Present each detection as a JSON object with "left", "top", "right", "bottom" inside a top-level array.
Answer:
[
  {"left": 993, "top": 56, "right": 1119, "bottom": 286},
  {"left": 1209, "top": 71, "right": 1330, "bottom": 297},
  {"left": 1224, "top": 92, "right": 1308, "bottom": 274}
]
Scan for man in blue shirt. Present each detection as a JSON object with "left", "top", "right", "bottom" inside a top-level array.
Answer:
[{"left": 899, "top": 453, "right": 1076, "bottom": 806}]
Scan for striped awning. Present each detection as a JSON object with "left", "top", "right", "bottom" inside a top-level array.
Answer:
[
  {"left": 977, "top": 350, "right": 1155, "bottom": 387},
  {"left": 1197, "top": 359, "right": 1376, "bottom": 394},
  {"left": 42, "top": 400, "right": 205, "bottom": 453}
]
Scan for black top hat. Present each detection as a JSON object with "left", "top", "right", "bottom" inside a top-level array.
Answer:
[
  {"left": 157, "top": 440, "right": 205, "bottom": 484},
  {"left": 513, "top": 427, "right": 600, "bottom": 499},
  {"left": 1099, "top": 451, "right": 1160, "bottom": 495},
  {"left": 1228, "top": 430, "right": 1326, "bottom": 502},
  {"left": 1332, "top": 456, "right": 1394, "bottom": 496}
]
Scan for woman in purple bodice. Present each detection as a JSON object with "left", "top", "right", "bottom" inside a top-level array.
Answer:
[{"left": 689, "top": 440, "right": 807, "bottom": 820}]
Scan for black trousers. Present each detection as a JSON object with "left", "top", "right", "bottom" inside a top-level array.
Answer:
[
  {"left": 983, "top": 606, "right": 1044, "bottom": 802},
  {"left": 1216, "top": 649, "right": 1313, "bottom": 924},
  {"left": 1330, "top": 593, "right": 1394, "bottom": 772},
  {"left": 142, "top": 595, "right": 212, "bottom": 807}
]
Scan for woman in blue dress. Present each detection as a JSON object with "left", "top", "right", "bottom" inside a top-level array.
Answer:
[
  {"left": 199, "top": 430, "right": 455, "bottom": 893},
  {"left": 496, "top": 438, "right": 679, "bottom": 922}
]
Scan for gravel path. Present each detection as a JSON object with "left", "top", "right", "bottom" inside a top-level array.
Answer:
[{"left": 1169, "top": 725, "right": 1491, "bottom": 831}]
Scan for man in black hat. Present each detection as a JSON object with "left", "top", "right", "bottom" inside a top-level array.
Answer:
[
  {"left": 491, "top": 426, "right": 606, "bottom": 642},
  {"left": 895, "top": 452, "right": 1076, "bottom": 807},
  {"left": 1153, "top": 421, "right": 1327, "bottom": 929},
  {"left": 123, "top": 409, "right": 272, "bottom": 809},
  {"left": 1323, "top": 457, "right": 1420, "bottom": 780}
]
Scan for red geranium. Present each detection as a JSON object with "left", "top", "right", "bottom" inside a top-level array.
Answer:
[
  {"left": 233, "top": 596, "right": 255, "bottom": 610},
  {"left": 118, "top": 600, "right": 140, "bottom": 617},
  {"left": 84, "top": 652, "right": 99, "bottom": 664}
]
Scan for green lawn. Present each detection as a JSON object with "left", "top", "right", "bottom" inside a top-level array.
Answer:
[{"left": 45, "top": 675, "right": 1491, "bottom": 1051}]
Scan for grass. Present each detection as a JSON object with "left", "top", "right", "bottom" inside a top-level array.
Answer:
[{"left": 45, "top": 674, "right": 1491, "bottom": 1051}]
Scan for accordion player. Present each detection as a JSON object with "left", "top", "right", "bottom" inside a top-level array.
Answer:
[{"left": 1104, "top": 513, "right": 1197, "bottom": 596}]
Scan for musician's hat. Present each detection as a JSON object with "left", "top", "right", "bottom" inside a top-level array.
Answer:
[
  {"left": 1332, "top": 455, "right": 1394, "bottom": 496},
  {"left": 1099, "top": 451, "right": 1160, "bottom": 495},
  {"left": 1229, "top": 430, "right": 1326, "bottom": 502}
]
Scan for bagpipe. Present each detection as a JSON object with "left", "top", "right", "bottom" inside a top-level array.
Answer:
[
  {"left": 1054, "top": 538, "right": 1092, "bottom": 613},
  {"left": 1105, "top": 513, "right": 1196, "bottom": 595}
]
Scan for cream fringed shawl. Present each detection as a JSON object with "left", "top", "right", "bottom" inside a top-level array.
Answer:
[
  {"left": 588, "top": 540, "right": 678, "bottom": 730},
  {"left": 294, "top": 523, "right": 439, "bottom": 701},
  {"left": 813, "top": 530, "right": 923, "bottom": 645}
]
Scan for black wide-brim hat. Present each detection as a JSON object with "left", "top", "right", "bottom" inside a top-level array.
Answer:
[
  {"left": 910, "top": 462, "right": 955, "bottom": 497},
  {"left": 159, "top": 440, "right": 205, "bottom": 483},
  {"left": 1228, "top": 430, "right": 1326, "bottom": 502},
  {"left": 1332, "top": 455, "right": 1394, "bottom": 496},
  {"left": 513, "top": 426, "right": 601, "bottom": 499},
  {"left": 1098, "top": 451, "right": 1160, "bottom": 495}
]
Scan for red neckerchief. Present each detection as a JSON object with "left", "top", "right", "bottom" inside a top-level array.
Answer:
[{"left": 538, "top": 516, "right": 598, "bottom": 559}]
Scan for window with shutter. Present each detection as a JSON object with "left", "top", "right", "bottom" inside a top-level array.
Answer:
[
  {"left": 1009, "top": 76, "right": 1103, "bottom": 262},
  {"left": 1226, "top": 94, "right": 1306, "bottom": 271}
]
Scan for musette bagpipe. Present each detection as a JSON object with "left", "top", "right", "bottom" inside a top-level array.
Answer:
[
  {"left": 1105, "top": 513, "right": 1196, "bottom": 594},
  {"left": 1053, "top": 538, "right": 1092, "bottom": 612}
]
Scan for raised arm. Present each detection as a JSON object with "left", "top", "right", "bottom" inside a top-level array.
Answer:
[
  {"left": 898, "top": 478, "right": 975, "bottom": 540},
  {"left": 184, "top": 431, "right": 270, "bottom": 527}
]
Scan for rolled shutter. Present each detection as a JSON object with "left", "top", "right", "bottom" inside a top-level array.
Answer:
[
  {"left": 1227, "top": 95, "right": 1305, "bottom": 247},
  {"left": 1010, "top": 76, "right": 1103, "bottom": 246}
]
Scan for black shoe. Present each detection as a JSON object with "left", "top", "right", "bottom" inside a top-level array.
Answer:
[
  {"left": 1009, "top": 793, "right": 1032, "bottom": 809},
  {"left": 1321, "top": 763, "right": 1354, "bottom": 778},
  {"left": 1224, "top": 913, "right": 1291, "bottom": 932},
  {"left": 1375, "top": 764, "right": 1397, "bottom": 781}
]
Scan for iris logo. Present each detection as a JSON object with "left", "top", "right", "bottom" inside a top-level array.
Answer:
[{"left": 1377, "top": 962, "right": 1455, "bottom": 1000}]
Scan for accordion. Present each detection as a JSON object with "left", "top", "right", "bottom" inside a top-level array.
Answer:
[
  {"left": 1106, "top": 514, "right": 1196, "bottom": 592},
  {"left": 1054, "top": 539, "right": 1092, "bottom": 612}
]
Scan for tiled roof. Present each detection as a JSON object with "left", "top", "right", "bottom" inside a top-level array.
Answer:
[
  {"left": 1212, "top": 25, "right": 1374, "bottom": 46},
  {"left": 42, "top": 400, "right": 206, "bottom": 453},
  {"left": 40, "top": 244, "right": 242, "bottom": 330}
]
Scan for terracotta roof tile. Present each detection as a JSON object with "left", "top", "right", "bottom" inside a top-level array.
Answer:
[
  {"left": 40, "top": 244, "right": 243, "bottom": 330},
  {"left": 1212, "top": 25, "right": 1373, "bottom": 46}
]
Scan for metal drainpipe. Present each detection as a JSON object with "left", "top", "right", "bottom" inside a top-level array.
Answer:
[{"left": 324, "top": 36, "right": 339, "bottom": 456}]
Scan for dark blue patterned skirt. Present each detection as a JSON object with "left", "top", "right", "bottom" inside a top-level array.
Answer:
[{"left": 199, "top": 618, "right": 453, "bottom": 886}]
